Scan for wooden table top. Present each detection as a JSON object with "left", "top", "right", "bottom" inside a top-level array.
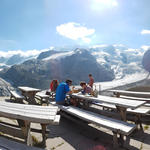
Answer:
[
  {"left": 18, "top": 86, "right": 41, "bottom": 92},
  {"left": 108, "top": 90, "right": 150, "bottom": 97},
  {"left": 71, "top": 93, "right": 146, "bottom": 109}
]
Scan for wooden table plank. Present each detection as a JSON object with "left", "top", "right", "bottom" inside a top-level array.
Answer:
[
  {"left": 0, "top": 101, "right": 59, "bottom": 124},
  {"left": 71, "top": 93, "right": 146, "bottom": 109},
  {"left": 18, "top": 86, "right": 41, "bottom": 92},
  {"left": 18, "top": 86, "right": 41, "bottom": 104},
  {"left": 71, "top": 93, "right": 146, "bottom": 121},
  {"left": 108, "top": 90, "right": 150, "bottom": 98}
]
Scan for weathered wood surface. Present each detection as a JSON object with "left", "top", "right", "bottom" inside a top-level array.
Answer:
[
  {"left": 52, "top": 103, "right": 136, "bottom": 135},
  {"left": 36, "top": 93, "right": 49, "bottom": 99},
  {"left": 109, "top": 90, "right": 150, "bottom": 98},
  {"left": 35, "top": 92, "right": 50, "bottom": 104},
  {"left": 10, "top": 91, "right": 24, "bottom": 99},
  {"left": 119, "top": 95, "right": 150, "bottom": 102},
  {"left": 0, "top": 101, "right": 60, "bottom": 124},
  {"left": 93, "top": 102, "right": 150, "bottom": 114},
  {"left": 18, "top": 86, "right": 41, "bottom": 104},
  {"left": 18, "top": 86, "right": 41, "bottom": 92},
  {"left": 0, "top": 101, "right": 60, "bottom": 146},
  {"left": 10, "top": 90, "right": 24, "bottom": 103},
  {"left": 71, "top": 93, "right": 146, "bottom": 109},
  {"left": 51, "top": 102, "right": 137, "bottom": 148}
]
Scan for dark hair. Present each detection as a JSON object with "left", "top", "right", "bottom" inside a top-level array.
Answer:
[
  {"left": 66, "top": 79, "right": 72, "bottom": 85},
  {"left": 89, "top": 74, "right": 92, "bottom": 77},
  {"left": 80, "top": 81, "right": 86, "bottom": 87}
]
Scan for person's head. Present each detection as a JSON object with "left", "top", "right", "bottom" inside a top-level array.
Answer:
[
  {"left": 54, "top": 79, "right": 58, "bottom": 84},
  {"left": 80, "top": 81, "right": 87, "bottom": 88},
  {"left": 89, "top": 74, "right": 92, "bottom": 78},
  {"left": 66, "top": 79, "right": 72, "bottom": 86}
]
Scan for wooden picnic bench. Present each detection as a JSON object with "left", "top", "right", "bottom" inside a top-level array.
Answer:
[
  {"left": 35, "top": 92, "right": 50, "bottom": 105},
  {"left": 108, "top": 90, "right": 150, "bottom": 107},
  {"left": 10, "top": 90, "right": 24, "bottom": 103},
  {"left": 0, "top": 101, "right": 60, "bottom": 146},
  {"left": 50, "top": 102, "right": 136, "bottom": 148},
  {"left": 109, "top": 90, "right": 150, "bottom": 98},
  {"left": 18, "top": 86, "right": 41, "bottom": 104},
  {"left": 92, "top": 101, "right": 150, "bottom": 130},
  {"left": 71, "top": 93, "right": 146, "bottom": 121}
]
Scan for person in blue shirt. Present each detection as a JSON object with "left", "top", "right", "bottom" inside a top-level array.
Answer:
[{"left": 55, "top": 79, "right": 72, "bottom": 105}]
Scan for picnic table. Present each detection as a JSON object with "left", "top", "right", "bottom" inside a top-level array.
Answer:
[
  {"left": 108, "top": 89, "right": 150, "bottom": 98},
  {"left": 0, "top": 101, "right": 60, "bottom": 146},
  {"left": 71, "top": 93, "right": 146, "bottom": 121},
  {"left": 18, "top": 86, "right": 41, "bottom": 104}
]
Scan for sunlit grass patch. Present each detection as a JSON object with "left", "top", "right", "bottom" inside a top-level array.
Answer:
[
  {"left": 140, "top": 143, "right": 143, "bottom": 150},
  {"left": 144, "top": 125, "right": 149, "bottom": 131},
  {"left": 32, "top": 135, "right": 40, "bottom": 145}
]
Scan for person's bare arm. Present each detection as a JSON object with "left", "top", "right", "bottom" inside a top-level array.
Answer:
[{"left": 68, "top": 90, "right": 72, "bottom": 94}]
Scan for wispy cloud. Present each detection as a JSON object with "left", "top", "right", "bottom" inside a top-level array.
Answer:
[
  {"left": 56, "top": 22, "right": 95, "bottom": 43},
  {"left": 141, "top": 45, "right": 150, "bottom": 51},
  {"left": 0, "top": 49, "right": 48, "bottom": 58},
  {"left": 141, "top": 29, "right": 150, "bottom": 35}
]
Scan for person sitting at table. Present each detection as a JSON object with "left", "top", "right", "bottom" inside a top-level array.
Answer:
[
  {"left": 80, "top": 81, "right": 92, "bottom": 95},
  {"left": 50, "top": 79, "right": 59, "bottom": 92},
  {"left": 55, "top": 79, "right": 72, "bottom": 105}
]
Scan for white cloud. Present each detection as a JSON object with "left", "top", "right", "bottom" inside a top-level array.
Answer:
[
  {"left": 141, "top": 29, "right": 150, "bottom": 34},
  {"left": 56, "top": 22, "right": 95, "bottom": 43},
  {"left": 141, "top": 45, "right": 150, "bottom": 51},
  {"left": 0, "top": 49, "right": 48, "bottom": 58}
]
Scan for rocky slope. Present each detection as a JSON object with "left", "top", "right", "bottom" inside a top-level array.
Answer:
[{"left": 0, "top": 48, "right": 114, "bottom": 89}]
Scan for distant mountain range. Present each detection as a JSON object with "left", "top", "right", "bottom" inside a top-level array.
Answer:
[{"left": 0, "top": 45, "right": 147, "bottom": 89}]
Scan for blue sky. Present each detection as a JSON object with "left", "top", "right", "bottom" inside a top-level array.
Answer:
[{"left": 0, "top": 0, "right": 150, "bottom": 51}]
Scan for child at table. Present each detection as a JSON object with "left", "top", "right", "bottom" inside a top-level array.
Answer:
[{"left": 80, "top": 81, "right": 92, "bottom": 95}]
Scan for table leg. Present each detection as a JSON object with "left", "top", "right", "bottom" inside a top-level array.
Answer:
[
  {"left": 114, "top": 92, "right": 120, "bottom": 98},
  {"left": 28, "top": 92, "right": 37, "bottom": 104},
  {"left": 41, "top": 124, "right": 47, "bottom": 146},
  {"left": 24, "top": 121, "right": 32, "bottom": 146},
  {"left": 116, "top": 106, "right": 127, "bottom": 121}
]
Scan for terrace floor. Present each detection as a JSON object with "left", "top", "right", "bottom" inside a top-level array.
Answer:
[{"left": 0, "top": 96, "right": 150, "bottom": 150}]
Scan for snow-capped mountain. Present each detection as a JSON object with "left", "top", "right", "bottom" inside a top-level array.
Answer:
[
  {"left": 0, "top": 48, "right": 114, "bottom": 89},
  {"left": 0, "top": 44, "right": 148, "bottom": 90},
  {"left": 0, "top": 48, "right": 49, "bottom": 70},
  {"left": 90, "top": 44, "right": 146, "bottom": 79}
]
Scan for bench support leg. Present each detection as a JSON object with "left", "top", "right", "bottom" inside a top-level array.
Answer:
[
  {"left": 113, "top": 132, "right": 119, "bottom": 148},
  {"left": 116, "top": 106, "right": 127, "bottom": 121},
  {"left": 24, "top": 121, "right": 32, "bottom": 146},
  {"left": 119, "top": 134, "right": 124, "bottom": 147},
  {"left": 135, "top": 114, "right": 143, "bottom": 132},
  {"left": 41, "top": 124, "right": 47, "bottom": 146}
]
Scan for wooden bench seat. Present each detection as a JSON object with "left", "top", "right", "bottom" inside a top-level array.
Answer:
[
  {"left": 93, "top": 101, "right": 150, "bottom": 114},
  {"left": 109, "top": 90, "right": 150, "bottom": 98},
  {"left": 0, "top": 101, "right": 60, "bottom": 146},
  {"left": 109, "top": 90, "right": 150, "bottom": 107},
  {"left": 118, "top": 95, "right": 150, "bottom": 107},
  {"left": 92, "top": 101, "right": 150, "bottom": 130},
  {"left": 10, "top": 90, "right": 24, "bottom": 103},
  {"left": 35, "top": 92, "right": 50, "bottom": 105},
  {"left": 50, "top": 102, "right": 136, "bottom": 148}
]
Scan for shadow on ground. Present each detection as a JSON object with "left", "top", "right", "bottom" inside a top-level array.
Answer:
[{"left": 47, "top": 116, "right": 140, "bottom": 150}]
